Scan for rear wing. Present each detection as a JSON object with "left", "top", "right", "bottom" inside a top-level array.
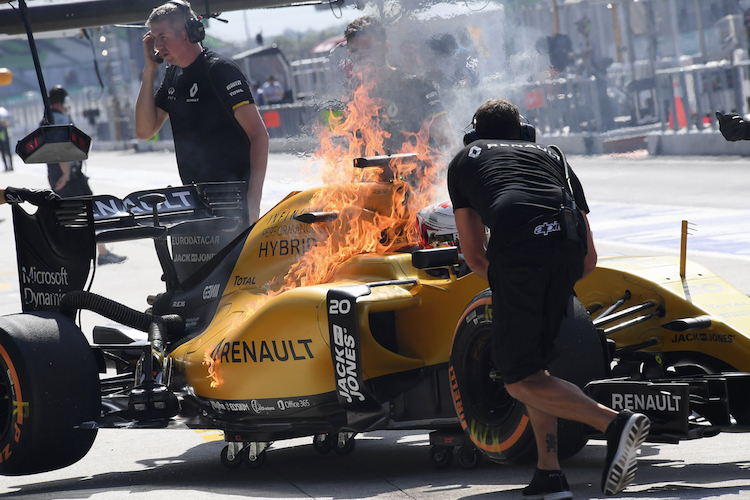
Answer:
[
  {"left": 12, "top": 181, "right": 247, "bottom": 312},
  {"left": 93, "top": 182, "right": 247, "bottom": 243}
]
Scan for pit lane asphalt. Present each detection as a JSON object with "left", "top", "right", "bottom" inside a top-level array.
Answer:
[{"left": 1, "top": 150, "right": 750, "bottom": 499}]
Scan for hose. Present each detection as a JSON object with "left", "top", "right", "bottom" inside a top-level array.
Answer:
[{"left": 59, "top": 290, "right": 184, "bottom": 351}]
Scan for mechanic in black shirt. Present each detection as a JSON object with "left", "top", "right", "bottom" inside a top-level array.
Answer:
[
  {"left": 448, "top": 99, "right": 650, "bottom": 499},
  {"left": 135, "top": 0, "right": 269, "bottom": 224},
  {"left": 344, "top": 16, "right": 457, "bottom": 156}
]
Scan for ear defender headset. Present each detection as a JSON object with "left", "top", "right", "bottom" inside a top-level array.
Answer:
[
  {"left": 169, "top": 0, "right": 205, "bottom": 43},
  {"left": 462, "top": 113, "right": 536, "bottom": 146}
]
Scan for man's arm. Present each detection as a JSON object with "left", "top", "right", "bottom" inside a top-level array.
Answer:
[
  {"left": 453, "top": 207, "right": 489, "bottom": 281},
  {"left": 55, "top": 162, "right": 70, "bottom": 191},
  {"left": 135, "top": 32, "right": 169, "bottom": 140},
  {"left": 233, "top": 103, "right": 269, "bottom": 224},
  {"left": 581, "top": 210, "right": 597, "bottom": 279}
]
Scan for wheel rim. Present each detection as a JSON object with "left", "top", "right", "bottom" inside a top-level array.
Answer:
[
  {"left": 0, "top": 357, "right": 11, "bottom": 443},
  {"left": 462, "top": 327, "right": 516, "bottom": 425}
]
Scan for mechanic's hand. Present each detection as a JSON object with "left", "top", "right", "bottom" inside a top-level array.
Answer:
[
  {"left": 3, "top": 187, "right": 60, "bottom": 206},
  {"left": 54, "top": 172, "right": 69, "bottom": 191},
  {"left": 716, "top": 111, "right": 749, "bottom": 141},
  {"left": 142, "top": 31, "right": 162, "bottom": 67}
]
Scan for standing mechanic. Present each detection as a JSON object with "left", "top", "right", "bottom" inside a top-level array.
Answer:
[
  {"left": 447, "top": 99, "right": 650, "bottom": 499},
  {"left": 344, "top": 16, "right": 457, "bottom": 155},
  {"left": 47, "top": 86, "right": 126, "bottom": 266},
  {"left": 135, "top": 0, "right": 269, "bottom": 224}
]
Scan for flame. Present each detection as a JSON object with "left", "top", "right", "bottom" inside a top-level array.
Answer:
[
  {"left": 204, "top": 69, "right": 449, "bottom": 387},
  {"left": 203, "top": 347, "right": 221, "bottom": 388}
]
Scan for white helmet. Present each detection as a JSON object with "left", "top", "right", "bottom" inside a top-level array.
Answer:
[{"left": 416, "top": 201, "right": 461, "bottom": 255}]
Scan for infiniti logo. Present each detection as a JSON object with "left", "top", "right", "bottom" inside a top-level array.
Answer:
[{"left": 168, "top": 87, "right": 175, "bottom": 95}]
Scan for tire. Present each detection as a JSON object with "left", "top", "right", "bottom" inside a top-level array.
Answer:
[
  {"left": 449, "top": 289, "right": 606, "bottom": 465},
  {"left": 220, "top": 445, "right": 243, "bottom": 468},
  {"left": 332, "top": 432, "right": 356, "bottom": 455},
  {"left": 457, "top": 445, "right": 482, "bottom": 469},
  {"left": 0, "top": 312, "right": 100, "bottom": 475},
  {"left": 429, "top": 446, "right": 453, "bottom": 468},
  {"left": 312, "top": 433, "right": 332, "bottom": 455},
  {"left": 242, "top": 447, "right": 267, "bottom": 469}
]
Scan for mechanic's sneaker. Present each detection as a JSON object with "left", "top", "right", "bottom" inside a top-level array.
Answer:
[
  {"left": 522, "top": 468, "right": 573, "bottom": 500},
  {"left": 601, "top": 410, "right": 650, "bottom": 496},
  {"left": 98, "top": 252, "right": 127, "bottom": 266}
]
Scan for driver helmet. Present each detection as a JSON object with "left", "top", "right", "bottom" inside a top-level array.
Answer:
[{"left": 416, "top": 201, "right": 462, "bottom": 257}]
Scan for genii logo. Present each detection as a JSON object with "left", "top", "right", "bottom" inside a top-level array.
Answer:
[{"left": 203, "top": 284, "right": 220, "bottom": 300}]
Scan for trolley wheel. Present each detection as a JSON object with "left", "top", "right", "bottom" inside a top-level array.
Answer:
[
  {"left": 220, "top": 445, "right": 243, "bottom": 468},
  {"left": 457, "top": 446, "right": 482, "bottom": 469},
  {"left": 332, "top": 432, "right": 356, "bottom": 455},
  {"left": 429, "top": 446, "right": 454, "bottom": 468},
  {"left": 242, "top": 447, "right": 267, "bottom": 469},
  {"left": 313, "top": 433, "right": 332, "bottom": 454}
]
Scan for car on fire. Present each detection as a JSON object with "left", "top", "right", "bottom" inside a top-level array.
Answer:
[
  {"left": 3, "top": 152, "right": 750, "bottom": 476},
  {"left": 3, "top": 0, "right": 750, "bottom": 479}
]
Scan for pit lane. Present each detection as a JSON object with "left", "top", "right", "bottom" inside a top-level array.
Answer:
[{"left": 0, "top": 150, "right": 749, "bottom": 499}]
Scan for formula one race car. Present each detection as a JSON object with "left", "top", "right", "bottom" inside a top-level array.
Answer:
[{"left": 3, "top": 158, "right": 750, "bottom": 477}]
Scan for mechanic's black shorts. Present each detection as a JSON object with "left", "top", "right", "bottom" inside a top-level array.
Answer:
[{"left": 487, "top": 238, "right": 586, "bottom": 385}]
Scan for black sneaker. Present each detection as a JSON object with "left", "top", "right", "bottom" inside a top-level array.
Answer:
[
  {"left": 522, "top": 468, "right": 573, "bottom": 500},
  {"left": 98, "top": 252, "right": 127, "bottom": 266},
  {"left": 601, "top": 410, "right": 650, "bottom": 496}
]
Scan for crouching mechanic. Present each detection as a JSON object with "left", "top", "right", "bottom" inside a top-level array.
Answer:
[{"left": 447, "top": 99, "right": 650, "bottom": 499}]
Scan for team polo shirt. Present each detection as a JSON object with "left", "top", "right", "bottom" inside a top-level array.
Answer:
[
  {"left": 155, "top": 49, "right": 255, "bottom": 185},
  {"left": 447, "top": 140, "right": 589, "bottom": 257}
]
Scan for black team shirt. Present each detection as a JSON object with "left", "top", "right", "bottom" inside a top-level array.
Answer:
[
  {"left": 447, "top": 140, "right": 589, "bottom": 258},
  {"left": 155, "top": 49, "right": 254, "bottom": 185}
]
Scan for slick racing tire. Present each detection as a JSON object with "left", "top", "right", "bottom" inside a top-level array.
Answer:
[
  {"left": 449, "top": 289, "right": 606, "bottom": 465},
  {"left": 0, "top": 312, "right": 100, "bottom": 475}
]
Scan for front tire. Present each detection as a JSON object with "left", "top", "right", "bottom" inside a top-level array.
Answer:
[
  {"left": 449, "top": 289, "right": 606, "bottom": 464},
  {"left": 0, "top": 312, "right": 100, "bottom": 475}
]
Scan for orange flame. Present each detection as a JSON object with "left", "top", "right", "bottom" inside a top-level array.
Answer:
[{"left": 204, "top": 70, "right": 449, "bottom": 386}]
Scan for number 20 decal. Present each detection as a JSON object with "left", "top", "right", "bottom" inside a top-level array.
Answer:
[{"left": 329, "top": 299, "right": 351, "bottom": 315}]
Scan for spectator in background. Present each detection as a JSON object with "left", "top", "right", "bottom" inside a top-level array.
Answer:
[
  {"left": 251, "top": 83, "right": 265, "bottom": 106},
  {"left": 47, "top": 86, "right": 126, "bottom": 265},
  {"left": 260, "top": 75, "right": 285, "bottom": 104}
]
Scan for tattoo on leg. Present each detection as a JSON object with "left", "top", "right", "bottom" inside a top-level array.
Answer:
[{"left": 545, "top": 434, "right": 557, "bottom": 453}]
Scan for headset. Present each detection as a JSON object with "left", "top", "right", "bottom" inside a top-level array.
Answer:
[
  {"left": 169, "top": 0, "right": 205, "bottom": 43},
  {"left": 462, "top": 113, "right": 536, "bottom": 146}
]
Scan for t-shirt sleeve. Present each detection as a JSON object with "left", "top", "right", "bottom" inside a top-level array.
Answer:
[
  {"left": 210, "top": 60, "right": 255, "bottom": 111},
  {"left": 447, "top": 155, "right": 471, "bottom": 210}
]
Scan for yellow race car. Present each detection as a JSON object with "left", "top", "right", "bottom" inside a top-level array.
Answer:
[{"left": 1, "top": 156, "right": 749, "bottom": 477}]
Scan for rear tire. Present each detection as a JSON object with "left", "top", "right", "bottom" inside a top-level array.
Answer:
[
  {"left": 0, "top": 312, "right": 100, "bottom": 475},
  {"left": 449, "top": 289, "right": 606, "bottom": 464}
]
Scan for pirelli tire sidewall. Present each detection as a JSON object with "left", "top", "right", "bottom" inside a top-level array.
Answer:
[
  {"left": 0, "top": 312, "right": 100, "bottom": 476},
  {"left": 449, "top": 289, "right": 535, "bottom": 465}
]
